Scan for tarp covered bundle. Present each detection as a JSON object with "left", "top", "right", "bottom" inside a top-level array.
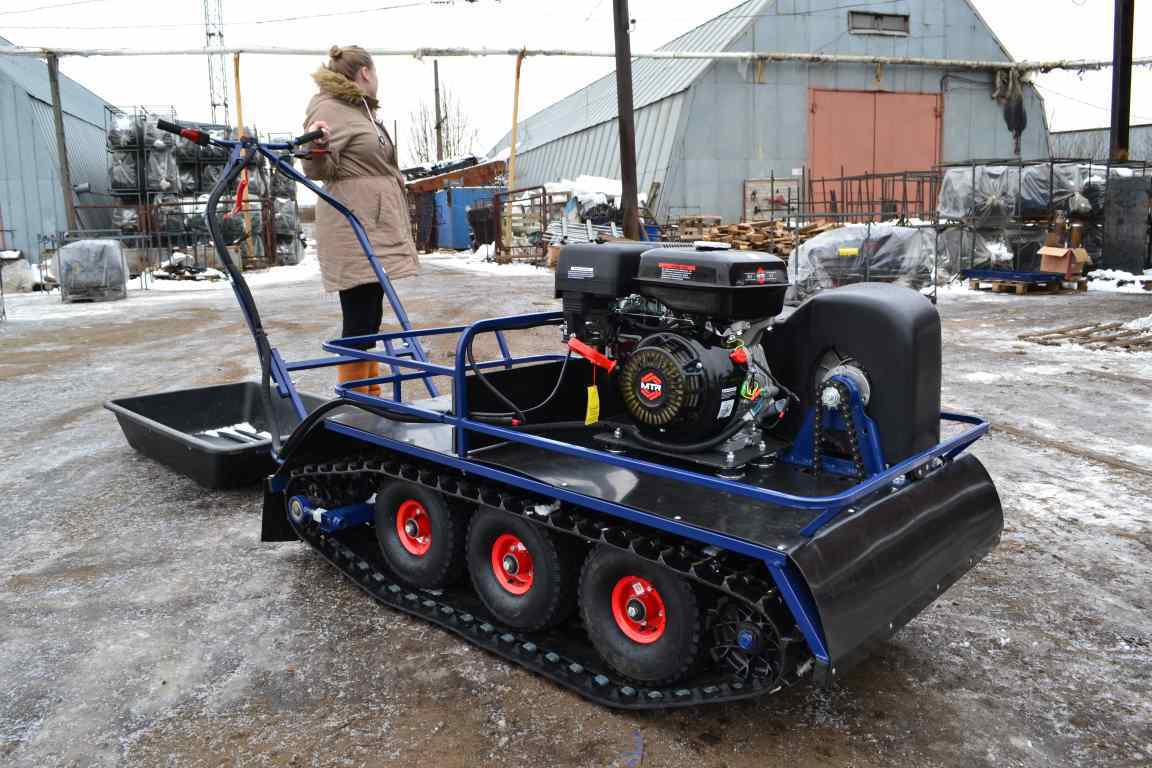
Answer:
[
  {"left": 54, "top": 239, "right": 128, "bottom": 303},
  {"left": 788, "top": 224, "right": 938, "bottom": 300}
]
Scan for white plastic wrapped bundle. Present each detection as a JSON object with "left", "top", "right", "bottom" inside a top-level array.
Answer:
[
  {"left": 152, "top": 196, "right": 186, "bottom": 235},
  {"left": 112, "top": 207, "right": 140, "bottom": 234},
  {"left": 936, "top": 168, "right": 973, "bottom": 220},
  {"left": 140, "top": 116, "right": 176, "bottom": 150},
  {"left": 107, "top": 114, "right": 138, "bottom": 149},
  {"left": 146, "top": 151, "right": 181, "bottom": 193},
  {"left": 271, "top": 164, "right": 298, "bottom": 197},
  {"left": 54, "top": 239, "right": 128, "bottom": 302},
  {"left": 272, "top": 197, "right": 298, "bottom": 235},
  {"left": 276, "top": 236, "right": 303, "bottom": 266},
  {"left": 200, "top": 164, "right": 225, "bottom": 192},
  {"left": 937, "top": 227, "right": 1010, "bottom": 274},
  {"left": 1020, "top": 163, "right": 1081, "bottom": 217},
  {"left": 787, "top": 224, "right": 938, "bottom": 301},
  {"left": 109, "top": 152, "right": 138, "bottom": 192},
  {"left": 178, "top": 165, "right": 198, "bottom": 194},
  {"left": 971, "top": 166, "right": 1020, "bottom": 226}
]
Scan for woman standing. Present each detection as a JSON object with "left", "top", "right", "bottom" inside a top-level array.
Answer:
[{"left": 304, "top": 45, "right": 419, "bottom": 395}]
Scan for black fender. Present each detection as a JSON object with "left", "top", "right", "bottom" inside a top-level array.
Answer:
[{"left": 788, "top": 453, "right": 1003, "bottom": 683}]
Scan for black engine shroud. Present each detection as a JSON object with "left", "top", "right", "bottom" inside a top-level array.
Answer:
[{"left": 617, "top": 333, "right": 745, "bottom": 442}]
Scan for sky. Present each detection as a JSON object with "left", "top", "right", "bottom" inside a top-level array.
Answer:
[{"left": 1, "top": 0, "right": 1149, "bottom": 168}]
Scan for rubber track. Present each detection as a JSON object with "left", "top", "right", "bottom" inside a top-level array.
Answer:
[{"left": 285, "top": 453, "right": 809, "bottom": 710}]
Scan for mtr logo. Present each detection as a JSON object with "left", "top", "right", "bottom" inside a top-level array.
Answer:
[{"left": 639, "top": 372, "right": 664, "bottom": 401}]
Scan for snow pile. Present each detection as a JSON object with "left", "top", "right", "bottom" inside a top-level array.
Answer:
[
  {"left": 544, "top": 175, "right": 647, "bottom": 209},
  {"left": 1122, "top": 314, "right": 1152, "bottom": 331},
  {"left": 422, "top": 245, "right": 547, "bottom": 277},
  {"left": 1, "top": 254, "right": 35, "bottom": 293},
  {"left": 986, "top": 238, "right": 1013, "bottom": 264},
  {"left": 1087, "top": 268, "right": 1152, "bottom": 294}
]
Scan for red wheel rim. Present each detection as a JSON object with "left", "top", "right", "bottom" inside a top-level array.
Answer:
[
  {"left": 610, "top": 575, "right": 666, "bottom": 644},
  {"left": 490, "top": 533, "right": 534, "bottom": 595},
  {"left": 395, "top": 499, "right": 431, "bottom": 556}
]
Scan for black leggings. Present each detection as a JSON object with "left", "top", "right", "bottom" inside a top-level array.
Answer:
[{"left": 338, "top": 282, "right": 384, "bottom": 350}]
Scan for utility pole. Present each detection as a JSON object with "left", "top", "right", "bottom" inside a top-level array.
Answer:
[
  {"left": 46, "top": 53, "right": 77, "bottom": 233},
  {"left": 203, "top": 0, "right": 230, "bottom": 126},
  {"left": 433, "top": 60, "right": 444, "bottom": 161},
  {"left": 1109, "top": 0, "right": 1135, "bottom": 161},
  {"left": 612, "top": 0, "right": 640, "bottom": 240}
]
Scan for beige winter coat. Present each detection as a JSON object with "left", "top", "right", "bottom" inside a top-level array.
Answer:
[{"left": 303, "top": 68, "right": 419, "bottom": 292}]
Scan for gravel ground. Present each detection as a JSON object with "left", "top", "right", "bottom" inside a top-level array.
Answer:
[{"left": 1, "top": 261, "right": 1150, "bottom": 768}]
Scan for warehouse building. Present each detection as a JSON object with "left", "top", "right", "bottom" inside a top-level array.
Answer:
[
  {"left": 0, "top": 37, "right": 114, "bottom": 262},
  {"left": 1050, "top": 124, "right": 1152, "bottom": 161},
  {"left": 489, "top": 0, "right": 1051, "bottom": 223}
]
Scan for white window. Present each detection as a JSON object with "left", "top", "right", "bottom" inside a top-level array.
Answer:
[{"left": 848, "top": 11, "right": 910, "bottom": 36}]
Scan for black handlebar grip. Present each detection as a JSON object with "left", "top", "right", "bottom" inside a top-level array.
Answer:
[
  {"left": 294, "top": 129, "right": 326, "bottom": 146},
  {"left": 155, "top": 118, "right": 183, "bottom": 135}
]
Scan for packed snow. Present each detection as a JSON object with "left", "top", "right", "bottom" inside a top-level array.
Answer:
[
  {"left": 422, "top": 245, "right": 548, "bottom": 277},
  {"left": 1088, "top": 268, "right": 1152, "bottom": 294},
  {"left": 1122, "top": 313, "right": 1152, "bottom": 331}
]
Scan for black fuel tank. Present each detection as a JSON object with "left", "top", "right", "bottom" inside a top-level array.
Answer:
[{"left": 633, "top": 246, "right": 789, "bottom": 320}]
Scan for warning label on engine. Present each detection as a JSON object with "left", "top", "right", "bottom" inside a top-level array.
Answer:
[
  {"left": 717, "top": 399, "right": 735, "bottom": 419},
  {"left": 567, "top": 265, "right": 595, "bottom": 280},
  {"left": 657, "top": 262, "right": 696, "bottom": 281}
]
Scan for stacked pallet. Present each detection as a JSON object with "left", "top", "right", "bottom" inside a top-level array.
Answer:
[
  {"left": 676, "top": 215, "right": 722, "bottom": 240},
  {"left": 692, "top": 220, "right": 841, "bottom": 256}
]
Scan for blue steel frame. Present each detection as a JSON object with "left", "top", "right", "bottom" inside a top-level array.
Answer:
[{"left": 203, "top": 132, "right": 992, "bottom": 672}]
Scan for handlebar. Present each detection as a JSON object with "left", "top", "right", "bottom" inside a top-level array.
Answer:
[
  {"left": 294, "top": 128, "right": 327, "bottom": 146},
  {"left": 155, "top": 117, "right": 324, "bottom": 149}
]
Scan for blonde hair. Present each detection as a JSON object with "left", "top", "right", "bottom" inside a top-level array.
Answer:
[{"left": 327, "top": 45, "right": 373, "bottom": 81}]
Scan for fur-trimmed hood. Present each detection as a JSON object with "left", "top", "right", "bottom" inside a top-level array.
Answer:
[{"left": 312, "top": 67, "right": 379, "bottom": 111}]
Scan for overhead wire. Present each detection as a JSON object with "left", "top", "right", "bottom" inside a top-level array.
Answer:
[
  {"left": 1, "top": 0, "right": 429, "bottom": 30},
  {"left": 1033, "top": 81, "right": 1152, "bottom": 123},
  {"left": 0, "top": 0, "right": 107, "bottom": 16}
]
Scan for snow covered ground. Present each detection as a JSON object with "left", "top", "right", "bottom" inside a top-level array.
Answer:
[
  {"left": 418, "top": 246, "right": 549, "bottom": 277},
  {"left": 1087, "top": 267, "right": 1152, "bottom": 294},
  {"left": 1, "top": 268, "right": 1150, "bottom": 767}
]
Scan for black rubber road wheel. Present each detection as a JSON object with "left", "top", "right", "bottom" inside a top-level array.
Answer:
[
  {"left": 375, "top": 481, "right": 464, "bottom": 589},
  {"left": 579, "top": 546, "right": 701, "bottom": 684},
  {"left": 466, "top": 507, "right": 575, "bottom": 631}
]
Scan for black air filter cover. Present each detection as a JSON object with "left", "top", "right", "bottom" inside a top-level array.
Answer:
[
  {"left": 633, "top": 246, "right": 789, "bottom": 319},
  {"left": 554, "top": 242, "right": 657, "bottom": 299}
]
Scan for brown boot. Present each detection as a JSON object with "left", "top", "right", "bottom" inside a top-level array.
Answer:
[
  {"left": 336, "top": 360, "right": 382, "bottom": 397},
  {"left": 362, "top": 361, "right": 382, "bottom": 397}
]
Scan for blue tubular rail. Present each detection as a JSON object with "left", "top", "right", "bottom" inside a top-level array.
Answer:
[{"left": 318, "top": 309, "right": 991, "bottom": 519}]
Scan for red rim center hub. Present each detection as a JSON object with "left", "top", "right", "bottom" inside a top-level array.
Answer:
[
  {"left": 395, "top": 499, "right": 431, "bottom": 556},
  {"left": 610, "top": 575, "right": 666, "bottom": 643},
  {"left": 490, "top": 533, "right": 534, "bottom": 595}
]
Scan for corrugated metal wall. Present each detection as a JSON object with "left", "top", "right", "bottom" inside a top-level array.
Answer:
[
  {"left": 491, "top": 0, "right": 1052, "bottom": 223},
  {"left": 0, "top": 50, "right": 113, "bottom": 262},
  {"left": 514, "top": 93, "right": 686, "bottom": 200},
  {"left": 1050, "top": 125, "right": 1152, "bottom": 161}
]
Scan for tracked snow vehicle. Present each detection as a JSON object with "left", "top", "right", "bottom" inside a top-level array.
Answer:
[{"left": 110, "top": 122, "right": 1002, "bottom": 709}]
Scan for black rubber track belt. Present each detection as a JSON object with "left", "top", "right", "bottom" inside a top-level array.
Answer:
[{"left": 285, "top": 452, "right": 811, "bottom": 710}]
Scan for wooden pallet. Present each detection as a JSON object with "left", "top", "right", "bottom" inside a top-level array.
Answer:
[
  {"left": 1019, "top": 320, "right": 1152, "bottom": 351},
  {"left": 968, "top": 277, "right": 1087, "bottom": 296}
]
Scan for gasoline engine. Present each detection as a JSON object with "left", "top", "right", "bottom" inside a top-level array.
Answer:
[{"left": 556, "top": 243, "right": 794, "bottom": 457}]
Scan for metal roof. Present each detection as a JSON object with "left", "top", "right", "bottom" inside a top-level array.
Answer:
[
  {"left": 1050, "top": 124, "right": 1152, "bottom": 162},
  {"left": 0, "top": 37, "right": 111, "bottom": 129},
  {"left": 490, "top": 0, "right": 767, "bottom": 155},
  {"left": 515, "top": 91, "right": 686, "bottom": 195}
]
